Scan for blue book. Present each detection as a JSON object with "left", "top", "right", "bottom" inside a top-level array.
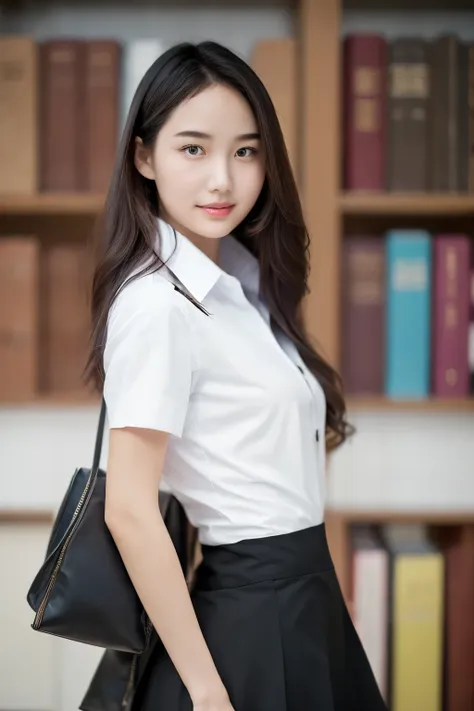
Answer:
[{"left": 385, "top": 230, "right": 432, "bottom": 399}]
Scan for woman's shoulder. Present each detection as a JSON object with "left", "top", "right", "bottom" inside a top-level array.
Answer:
[{"left": 109, "top": 265, "right": 187, "bottom": 325}]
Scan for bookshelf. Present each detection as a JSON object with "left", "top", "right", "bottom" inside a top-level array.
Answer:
[
  {"left": 326, "top": 507, "right": 474, "bottom": 601},
  {"left": 300, "top": 0, "right": 474, "bottom": 627},
  {"left": 0, "top": 0, "right": 473, "bottom": 603}
]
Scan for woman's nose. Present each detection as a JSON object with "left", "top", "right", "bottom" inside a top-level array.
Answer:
[{"left": 207, "top": 158, "right": 233, "bottom": 193}]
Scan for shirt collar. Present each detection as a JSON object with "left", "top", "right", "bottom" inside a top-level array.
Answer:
[{"left": 155, "top": 218, "right": 260, "bottom": 302}]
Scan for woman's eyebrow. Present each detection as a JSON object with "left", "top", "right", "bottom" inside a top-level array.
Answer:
[{"left": 174, "top": 130, "right": 260, "bottom": 140}]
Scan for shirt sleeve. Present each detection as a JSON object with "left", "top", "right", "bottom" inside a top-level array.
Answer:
[{"left": 103, "top": 276, "right": 195, "bottom": 437}]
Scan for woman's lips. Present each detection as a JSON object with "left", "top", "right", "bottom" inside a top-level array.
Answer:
[{"left": 198, "top": 204, "right": 235, "bottom": 217}]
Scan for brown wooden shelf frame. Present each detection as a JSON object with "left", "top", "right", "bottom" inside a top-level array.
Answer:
[
  {"left": 347, "top": 396, "right": 474, "bottom": 412},
  {"left": 0, "top": 192, "right": 105, "bottom": 215},
  {"left": 340, "top": 192, "right": 474, "bottom": 216}
]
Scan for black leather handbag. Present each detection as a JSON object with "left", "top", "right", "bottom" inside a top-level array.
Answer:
[{"left": 26, "top": 397, "right": 152, "bottom": 653}]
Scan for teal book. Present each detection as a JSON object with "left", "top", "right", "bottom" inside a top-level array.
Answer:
[{"left": 385, "top": 230, "right": 432, "bottom": 398}]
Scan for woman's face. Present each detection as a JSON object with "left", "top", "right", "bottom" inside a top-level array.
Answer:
[{"left": 135, "top": 83, "right": 266, "bottom": 241}]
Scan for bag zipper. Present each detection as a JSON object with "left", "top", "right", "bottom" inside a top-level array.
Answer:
[{"left": 33, "top": 468, "right": 94, "bottom": 628}]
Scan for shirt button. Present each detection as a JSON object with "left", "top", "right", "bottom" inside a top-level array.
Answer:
[{"left": 315, "top": 429, "right": 320, "bottom": 442}]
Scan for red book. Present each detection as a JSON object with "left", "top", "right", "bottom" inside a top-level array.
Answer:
[
  {"left": 435, "top": 526, "right": 474, "bottom": 711},
  {"left": 432, "top": 235, "right": 471, "bottom": 397},
  {"left": 343, "top": 34, "right": 387, "bottom": 191},
  {"left": 39, "top": 39, "right": 86, "bottom": 191},
  {"left": 83, "top": 40, "right": 121, "bottom": 192},
  {"left": 469, "top": 261, "right": 474, "bottom": 394},
  {"left": 341, "top": 236, "right": 386, "bottom": 394}
]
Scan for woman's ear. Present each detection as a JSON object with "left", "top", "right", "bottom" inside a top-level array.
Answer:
[{"left": 134, "top": 136, "right": 155, "bottom": 180}]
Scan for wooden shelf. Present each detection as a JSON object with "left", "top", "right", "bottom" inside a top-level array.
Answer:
[
  {"left": 1, "top": 192, "right": 472, "bottom": 219},
  {"left": 340, "top": 192, "right": 474, "bottom": 216},
  {"left": 347, "top": 396, "right": 474, "bottom": 412},
  {"left": 327, "top": 508, "right": 474, "bottom": 525},
  {"left": 0, "top": 193, "right": 105, "bottom": 215},
  {"left": 0, "top": 392, "right": 101, "bottom": 408},
  {"left": 0, "top": 509, "right": 54, "bottom": 525}
]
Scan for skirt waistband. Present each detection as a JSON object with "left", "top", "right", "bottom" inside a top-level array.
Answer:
[{"left": 193, "top": 523, "right": 333, "bottom": 591}]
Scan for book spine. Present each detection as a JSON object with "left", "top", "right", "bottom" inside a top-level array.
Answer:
[
  {"left": 391, "top": 553, "right": 444, "bottom": 711},
  {"left": 468, "top": 45, "right": 474, "bottom": 193},
  {"left": 40, "top": 242, "right": 91, "bottom": 393},
  {"left": 0, "top": 237, "right": 39, "bottom": 400},
  {"left": 429, "top": 35, "right": 463, "bottom": 192},
  {"left": 385, "top": 230, "right": 432, "bottom": 399},
  {"left": 341, "top": 237, "right": 385, "bottom": 394},
  {"left": 469, "top": 263, "right": 474, "bottom": 394},
  {"left": 83, "top": 40, "right": 122, "bottom": 192},
  {"left": 432, "top": 235, "right": 471, "bottom": 397},
  {"left": 0, "top": 37, "right": 38, "bottom": 194},
  {"left": 39, "top": 39, "right": 85, "bottom": 191},
  {"left": 387, "top": 38, "right": 429, "bottom": 191},
  {"left": 458, "top": 43, "right": 470, "bottom": 192},
  {"left": 343, "top": 34, "right": 387, "bottom": 191},
  {"left": 352, "top": 545, "right": 389, "bottom": 699},
  {"left": 441, "top": 526, "right": 474, "bottom": 711}
]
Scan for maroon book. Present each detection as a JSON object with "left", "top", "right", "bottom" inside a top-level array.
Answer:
[
  {"left": 341, "top": 236, "right": 386, "bottom": 394},
  {"left": 39, "top": 39, "right": 86, "bottom": 191},
  {"left": 83, "top": 40, "right": 122, "bottom": 192},
  {"left": 435, "top": 526, "right": 474, "bottom": 711},
  {"left": 469, "top": 260, "right": 474, "bottom": 394},
  {"left": 343, "top": 34, "right": 387, "bottom": 191},
  {"left": 432, "top": 235, "right": 471, "bottom": 398}
]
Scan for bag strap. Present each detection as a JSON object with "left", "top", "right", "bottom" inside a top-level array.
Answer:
[{"left": 92, "top": 397, "right": 107, "bottom": 474}]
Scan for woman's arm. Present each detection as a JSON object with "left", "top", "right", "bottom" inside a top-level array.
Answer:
[{"left": 104, "top": 426, "right": 233, "bottom": 710}]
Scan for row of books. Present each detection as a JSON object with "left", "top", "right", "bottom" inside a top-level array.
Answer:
[
  {"left": 342, "top": 33, "right": 474, "bottom": 193},
  {"left": 350, "top": 523, "right": 474, "bottom": 711},
  {"left": 341, "top": 231, "right": 474, "bottom": 398},
  {"left": 0, "top": 236, "right": 91, "bottom": 401},
  {"left": 0, "top": 35, "right": 165, "bottom": 194}
]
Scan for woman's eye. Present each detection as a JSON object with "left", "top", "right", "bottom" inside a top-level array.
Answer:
[
  {"left": 182, "top": 145, "right": 204, "bottom": 156},
  {"left": 235, "top": 147, "right": 257, "bottom": 158}
]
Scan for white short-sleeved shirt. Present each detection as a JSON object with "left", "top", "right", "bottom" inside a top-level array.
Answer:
[{"left": 104, "top": 218, "right": 327, "bottom": 545}]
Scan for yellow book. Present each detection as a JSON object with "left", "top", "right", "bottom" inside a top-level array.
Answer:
[{"left": 385, "top": 525, "right": 444, "bottom": 711}]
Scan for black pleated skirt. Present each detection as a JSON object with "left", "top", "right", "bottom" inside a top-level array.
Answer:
[{"left": 133, "top": 523, "right": 387, "bottom": 711}]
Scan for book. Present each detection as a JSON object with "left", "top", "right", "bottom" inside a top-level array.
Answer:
[
  {"left": 434, "top": 526, "right": 474, "bottom": 711},
  {"left": 351, "top": 526, "right": 389, "bottom": 699},
  {"left": 0, "top": 36, "right": 38, "bottom": 194},
  {"left": 431, "top": 235, "right": 471, "bottom": 397},
  {"left": 383, "top": 524, "right": 444, "bottom": 711},
  {"left": 385, "top": 230, "right": 432, "bottom": 399},
  {"left": 39, "top": 241, "right": 92, "bottom": 394},
  {"left": 0, "top": 237, "right": 40, "bottom": 401},
  {"left": 429, "top": 35, "right": 469, "bottom": 192},
  {"left": 387, "top": 38, "right": 429, "bottom": 191},
  {"left": 343, "top": 34, "right": 387, "bottom": 191},
  {"left": 83, "top": 39, "right": 122, "bottom": 192},
  {"left": 341, "top": 236, "right": 385, "bottom": 394},
  {"left": 39, "top": 39, "right": 86, "bottom": 191}
]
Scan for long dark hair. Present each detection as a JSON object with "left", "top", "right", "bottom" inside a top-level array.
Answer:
[{"left": 84, "top": 41, "right": 352, "bottom": 451}]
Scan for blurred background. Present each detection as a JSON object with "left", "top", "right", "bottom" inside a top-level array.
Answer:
[{"left": 0, "top": 0, "right": 473, "bottom": 709}]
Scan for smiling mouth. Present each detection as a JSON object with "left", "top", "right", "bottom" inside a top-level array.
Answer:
[{"left": 198, "top": 204, "right": 235, "bottom": 217}]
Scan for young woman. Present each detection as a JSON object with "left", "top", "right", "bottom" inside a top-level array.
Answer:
[{"left": 85, "top": 41, "right": 386, "bottom": 711}]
